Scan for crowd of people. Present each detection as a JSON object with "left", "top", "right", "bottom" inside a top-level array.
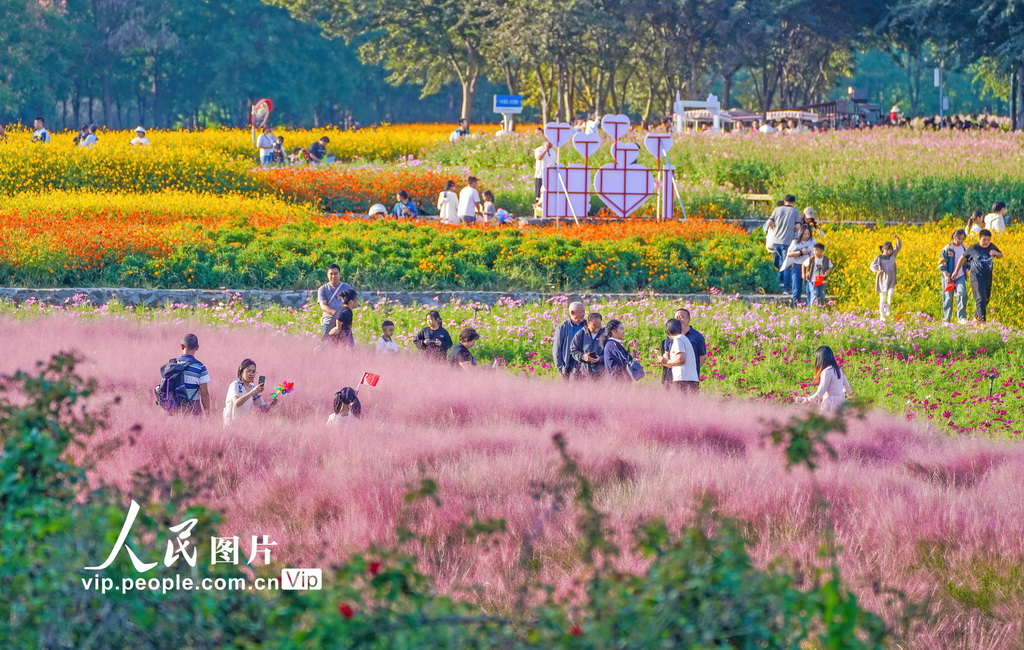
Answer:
[
  {"left": 763, "top": 197, "right": 1011, "bottom": 323},
  {"left": 360, "top": 177, "right": 511, "bottom": 225},
  {"left": 157, "top": 269, "right": 855, "bottom": 427}
]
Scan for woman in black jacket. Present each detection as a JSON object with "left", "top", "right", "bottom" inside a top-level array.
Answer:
[
  {"left": 602, "top": 319, "right": 639, "bottom": 381},
  {"left": 414, "top": 310, "right": 453, "bottom": 360}
]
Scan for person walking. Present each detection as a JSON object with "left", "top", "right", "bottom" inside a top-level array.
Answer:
[
  {"left": 325, "top": 289, "right": 358, "bottom": 345},
  {"left": 173, "top": 333, "right": 211, "bottom": 416},
  {"left": 952, "top": 229, "right": 1003, "bottom": 323},
  {"left": 223, "top": 359, "right": 277, "bottom": 426},
  {"left": 801, "top": 243, "right": 833, "bottom": 307},
  {"left": 869, "top": 235, "right": 902, "bottom": 320},
  {"left": 966, "top": 210, "right": 985, "bottom": 239},
  {"left": 437, "top": 180, "right": 459, "bottom": 225},
  {"left": 795, "top": 345, "right": 852, "bottom": 413},
  {"left": 983, "top": 202, "right": 1008, "bottom": 233},
  {"left": 458, "top": 177, "right": 482, "bottom": 224},
  {"left": 552, "top": 301, "right": 586, "bottom": 379},
  {"left": 764, "top": 195, "right": 800, "bottom": 289},
  {"left": 414, "top": 310, "right": 453, "bottom": 360},
  {"left": 602, "top": 319, "right": 640, "bottom": 381},
  {"left": 783, "top": 225, "right": 816, "bottom": 306},
  {"left": 938, "top": 229, "right": 969, "bottom": 323},
  {"left": 317, "top": 263, "right": 353, "bottom": 339},
  {"left": 570, "top": 312, "right": 604, "bottom": 379}
]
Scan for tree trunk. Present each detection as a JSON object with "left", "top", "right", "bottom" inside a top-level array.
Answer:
[
  {"left": 722, "top": 72, "right": 733, "bottom": 110},
  {"left": 102, "top": 74, "right": 112, "bottom": 126},
  {"left": 1016, "top": 62, "right": 1024, "bottom": 131},
  {"left": 459, "top": 70, "right": 479, "bottom": 121}
]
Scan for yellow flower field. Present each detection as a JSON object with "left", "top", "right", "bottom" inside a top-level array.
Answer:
[{"left": 821, "top": 223, "right": 1023, "bottom": 324}]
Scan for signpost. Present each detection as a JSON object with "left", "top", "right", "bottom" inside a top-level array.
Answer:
[{"left": 493, "top": 95, "right": 523, "bottom": 132}]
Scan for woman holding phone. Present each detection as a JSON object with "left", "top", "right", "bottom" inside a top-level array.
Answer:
[{"left": 223, "top": 358, "right": 276, "bottom": 425}]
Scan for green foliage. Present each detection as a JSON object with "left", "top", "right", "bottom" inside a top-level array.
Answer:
[{"left": 0, "top": 354, "right": 276, "bottom": 648}]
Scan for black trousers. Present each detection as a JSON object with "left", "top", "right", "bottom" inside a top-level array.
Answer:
[
  {"left": 534, "top": 178, "right": 543, "bottom": 199},
  {"left": 971, "top": 273, "right": 992, "bottom": 322}
]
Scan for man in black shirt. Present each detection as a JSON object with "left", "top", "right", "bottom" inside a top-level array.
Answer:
[
  {"left": 952, "top": 229, "right": 1003, "bottom": 323},
  {"left": 309, "top": 136, "right": 330, "bottom": 163},
  {"left": 661, "top": 308, "right": 708, "bottom": 386},
  {"left": 449, "top": 327, "right": 480, "bottom": 368}
]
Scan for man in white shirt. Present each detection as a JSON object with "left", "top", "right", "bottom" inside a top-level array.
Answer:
[
  {"left": 130, "top": 126, "right": 150, "bottom": 146},
  {"left": 449, "top": 119, "right": 470, "bottom": 143},
  {"left": 984, "top": 201, "right": 1007, "bottom": 233},
  {"left": 31, "top": 117, "right": 51, "bottom": 143},
  {"left": 659, "top": 318, "right": 699, "bottom": 391},
  {"left": 458, "top": 176, "right": 481, "bottom": 224},
  {"left": 256, "top": 125, "right": 276, "bottom": 165},
  {"left": 533, "top": 140, "right": 557, "bottom": 201},
  {"left": 758, "top": 120, "right": 776, "bottom": 134}
]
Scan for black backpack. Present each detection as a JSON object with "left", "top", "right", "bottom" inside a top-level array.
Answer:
[{"left": 155, "top": 358, "right": 193, "bottom": 413}]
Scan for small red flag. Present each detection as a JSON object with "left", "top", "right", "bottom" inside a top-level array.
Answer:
[{"left": 360, "top": 372, "right": 380, "bottom": 387}]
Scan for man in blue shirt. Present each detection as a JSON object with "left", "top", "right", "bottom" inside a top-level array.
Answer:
[{"left": 392, "top": 190, "right": 419, "bottom": 218}]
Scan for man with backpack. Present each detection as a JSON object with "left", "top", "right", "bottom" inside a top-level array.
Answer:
[{"left": 156, "top": 334, "right": 211, "bottom": 415}]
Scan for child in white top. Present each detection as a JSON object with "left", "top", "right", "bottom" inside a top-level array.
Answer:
[
  {"left": 326, "top": 387, "right": 361, "bottom": 424},
  {"left": 481, "top": 190, "right": 496, "bottom": 224},
  {"left": 374, "top": 320, "right": 399, "bottom": 353},
  {"left": 795, "top": 346, "right": 851, "bottom": 413}
]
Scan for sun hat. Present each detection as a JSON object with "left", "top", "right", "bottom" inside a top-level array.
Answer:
[
  {"left": 134, "top": 126, "right": 146, "bottom": 133},
  {"left": 368, "top": 204, "right": 387, "bottom": 217}
]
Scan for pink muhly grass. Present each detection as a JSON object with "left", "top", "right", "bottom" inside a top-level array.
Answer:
[{"left": 2, "top": 314, "right": 1024, "bottom": 647}]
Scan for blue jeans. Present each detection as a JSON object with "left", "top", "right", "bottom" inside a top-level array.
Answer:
[
  {"left": 942, "top": 276, "right": 968, "bottom": 322},
  {"left": 772, "top": 244, "right": 788, "bottom": 286},
  {"left": 807, "top": 281, "right": 826, "bottom": 306},
  {"left": 790, "top": 267, "right": 804, "bottom": 305}
]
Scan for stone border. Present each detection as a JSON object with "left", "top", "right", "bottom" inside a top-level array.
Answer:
[{"left": 0, "top": 287, "right": 788, "bottom": 309}]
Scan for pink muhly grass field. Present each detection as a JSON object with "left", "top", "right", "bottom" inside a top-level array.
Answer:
[{"left": 3, "top": 315, "right": 1023, "bottom": 648}]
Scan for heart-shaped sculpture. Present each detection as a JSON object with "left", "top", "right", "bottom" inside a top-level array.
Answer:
[
  {"left": 601, "top": 114, "right": 630, "bottom": 140},
  {"left": 544, "top": 122, "right": 574, "bottom": 148},
  {"left": 644, "top": 133, "right": 674, "bottom": 158},
  {"left": 594, "top": 163, "right": 655, "bottom": 218},
  {"left": 542, "top": 164, "right": 590, "bottom": 219},
  {"left": 611, "top": 142, "right": 640, "bottom": 166},
  {"left": 572, "top": 131, "right": 601, "bottom": 159}
]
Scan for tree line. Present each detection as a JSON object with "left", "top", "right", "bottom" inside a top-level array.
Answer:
[{"left": 2, "top": 0, "right": 1022, "bottom": 129}]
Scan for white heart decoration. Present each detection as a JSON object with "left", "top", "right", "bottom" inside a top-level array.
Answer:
[
  {"left": 600, "top": 114, "right": 631, "bottom": 140},
  {"left": 644, "top": 133, "right": 674, "bottom": 158},
  {"left": 611, "top": 142, "right": 640, "bottom": 166},
  {"left": 542, "top": 164, "right": 590, "bottom": 219},
  {"left": 544, "top": 122, "right": 574, "bottom": 148},
  {"left": 572, "top": 132, "right": 601, "bottom": 158},
  {"left": 594, "top": 163, "right": 655, "bottom": 218}
]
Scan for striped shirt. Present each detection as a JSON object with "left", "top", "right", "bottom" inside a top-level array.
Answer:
[{"left": 176, "top": 354, "right": 210, "bottom": 403}]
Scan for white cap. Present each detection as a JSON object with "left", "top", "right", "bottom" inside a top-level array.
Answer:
[
  {"left": 368, "top": 204, "right": 387, "bottom": 216},
  {"left": 134, "top": 126, "right": 146, "bottom": 133}
]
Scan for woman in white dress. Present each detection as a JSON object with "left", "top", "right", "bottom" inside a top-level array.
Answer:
[
  {"left": 436, "top": 180, "right": 459, "bottom": 225},
  {"left": 223, "top": 359, "right": 276, "bottom": 426},
  {"left": 795, "top": 346, "right": 852, "bottom": 413}
]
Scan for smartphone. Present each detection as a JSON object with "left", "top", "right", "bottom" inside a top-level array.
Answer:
[{"left": 258, "top": 375, "right": 266, "bottom": 386}]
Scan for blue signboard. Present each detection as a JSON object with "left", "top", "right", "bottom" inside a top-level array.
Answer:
[{"left": 493, "top": 95, "right": 523, "bottom": 113}]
